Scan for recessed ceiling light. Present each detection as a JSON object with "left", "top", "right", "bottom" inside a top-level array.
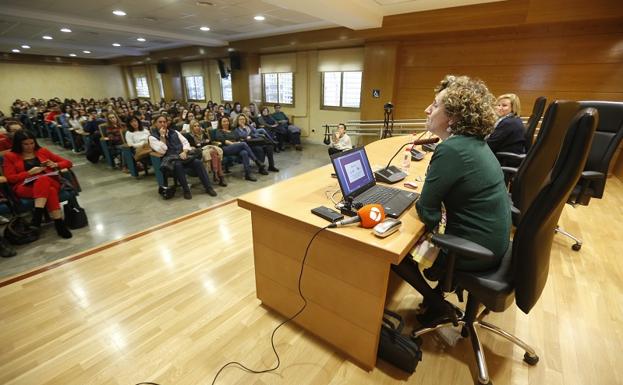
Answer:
[
  {"left": 60, "top": 28, "right": 72, "bottom": 33},
  {"left": 21, "top": 45, "right": 31, "bottom": 49},
  {"left": 12, "top": 49, "right": 20, "bottom": 53},
  {"left": 137, "top": 37, "right": 146, "bottom": 42},
  {"left": 254, "top": 15, "right": 265, "bottom": 21},
  {"left": 200, "top": 26, "right": 210, "bottom": 31},
  {"left": 42, "top": 35, "right": 53, "bottom": 40},
  {"left": 112, "top": 10, "right": 126, "bottom": 16},
  {"left": 83, "top": 50, "right": 91, "bottom": 54},
  {"left": 69, "top": 53, "right": 77, "bottom": 57},
  {"left": 227, "top": 47, "right": 235, "bottom": 52},
  {"left": 112, "top": 43, "right": 121, "bottom": 47}
]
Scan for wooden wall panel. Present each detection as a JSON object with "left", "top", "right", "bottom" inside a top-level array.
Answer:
[
  {"left": 360, "top": 43, "right": 398, "bottom": 121},
  {"left": 391, "top": 28, "right": 623, "bottom": 119}
]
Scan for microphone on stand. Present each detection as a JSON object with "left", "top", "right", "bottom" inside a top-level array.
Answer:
[
  {"left": 374, "top": 137, "right": 440, "bottom": 184},
  {"left": 329, "top": 204, "right": 385, "bottom": 228}
]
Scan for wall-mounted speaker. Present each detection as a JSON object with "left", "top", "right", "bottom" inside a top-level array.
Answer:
[
  {"left": 229, "top": 52, "right": 241, "bottom": 70},
  {"left": 156, "top": 62, "right": 167, "bottom": 74}
]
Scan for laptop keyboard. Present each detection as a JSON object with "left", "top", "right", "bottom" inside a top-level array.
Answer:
[{"left": 354, "top": 185, "right": 400, "bottom": 206}]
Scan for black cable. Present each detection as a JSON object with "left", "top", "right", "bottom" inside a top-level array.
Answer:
[{"left": 210, "top": 224, "right": 331, "bottom": 385}]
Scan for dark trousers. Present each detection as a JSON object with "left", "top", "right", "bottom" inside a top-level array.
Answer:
[
  {"left": 391, "top": 256, "right": 447, "bottom": 312},
  {"left": 250, "top": 144, "right": 275, "bottom": 168},
  {"left": 328, "top": 147, "right": 343, "bottom": 156},
  {"left": 223, "top": 142, "right": 257, "bottom": 175},
  {"left": 167, "top": 158, "right": 212, "bottom": 192}
]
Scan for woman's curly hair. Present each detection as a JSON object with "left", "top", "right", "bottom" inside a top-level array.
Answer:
[{"left": 435, "top": 75, "right": 496, "bottom": 139}]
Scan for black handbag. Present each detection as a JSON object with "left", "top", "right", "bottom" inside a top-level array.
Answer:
[
  {"left": 377, "top": 309, "right": 422, "bottom": 373},
  {"left": 4, "top": 216, "right": 39, "bottom": 245},
  {"left": 63, "top": 196, "right": 88, "bottom": 229}
]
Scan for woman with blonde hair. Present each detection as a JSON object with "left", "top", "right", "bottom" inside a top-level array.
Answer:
[
  {"left": 184, "top": 119, "right": 226, "bottom": 186},
  {"left": 486, "top": 93, "right": 526, "bottom": 155}
]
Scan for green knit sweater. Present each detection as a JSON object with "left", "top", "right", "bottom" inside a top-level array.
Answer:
[{"left": 416, "top": 135, "right": 511, "bottom": 270}]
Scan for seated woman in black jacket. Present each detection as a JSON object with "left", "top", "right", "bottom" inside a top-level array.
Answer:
[
  {"left": 486, "top": 93, "right": 526, "bottom": 155},
  {"left": 212, "top": 116, "right": 266, "bottom": 182}
]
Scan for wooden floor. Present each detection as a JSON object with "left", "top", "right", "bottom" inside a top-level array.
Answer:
[{"left": 1, "top": 177, "right": 622, "bottom": 385}]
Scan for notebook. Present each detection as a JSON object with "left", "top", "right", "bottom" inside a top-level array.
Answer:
[{"left": 330, "top": 147, "right": 419, "bottom": 218}]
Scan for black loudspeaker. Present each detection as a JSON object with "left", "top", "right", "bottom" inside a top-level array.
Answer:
[
  {"left": 217, "top": 59, "right": 228, "bottom": 78},
  {"left": 157, "top": 62, "right": 167, "bottom": 74},
  {"left": 229, "top": 51, "right": 241, "bottom": 70}
]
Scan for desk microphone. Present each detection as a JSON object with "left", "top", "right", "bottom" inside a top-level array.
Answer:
[
  {"left": 328, "top": 204, "right": 385, "bottom": 228},
  {"left": 374, "top": 137, "right": 440, "bottom": 184}
]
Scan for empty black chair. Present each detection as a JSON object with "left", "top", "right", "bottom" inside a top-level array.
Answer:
[
  {"left": 412, "top": 108, "right": 598, "bottom": 385},
  {"left": 555, "top": 101, "right": 623, "bottom": 250},
  {"left": 507, "top": 100, "right": 580, "bottom": 224}
]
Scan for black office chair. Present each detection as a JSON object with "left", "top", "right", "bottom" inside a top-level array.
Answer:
[
  {"left": 506, "top": 100, "right": 580, "bottom": 224},
  {"left": 412, "top": 108, "right": 598, "bottom": 385},
  {"left": 555, "top": 101, "right": 623, "bottom": 250},
  {"left": 524, "top": 96, "right": 547, "bottom": 153},
  {"left": 495, "top": 96, "right": 547, "bottom": 168}
]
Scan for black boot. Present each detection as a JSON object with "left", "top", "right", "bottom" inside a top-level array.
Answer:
[
  {"left": 218, "top": 176, "right": 227, "bottom": 187},
  {"left": 30, "top": 207, "right": 46, "bottom": 228},
  {"left": 54, "top": 219, "right": 73, "bottom": 239},
  {"left": 255, "top": 160, "right": 269, "bottom": 175},
  {"left": 245, "top": 173, "right": 257, "bottom": 182}
]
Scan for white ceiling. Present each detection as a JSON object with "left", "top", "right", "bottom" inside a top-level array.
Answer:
[{"left": 0, "top": 0, "right": 504, "bottom": 59}]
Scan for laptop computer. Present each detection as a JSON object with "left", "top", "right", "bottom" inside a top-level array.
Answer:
[{"left": 330, "top": 147, "right": 419, "bottom": 218}]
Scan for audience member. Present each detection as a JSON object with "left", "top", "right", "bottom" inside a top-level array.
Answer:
[
  {"left": 328, "top": 123, "right": 353, "bottom": 155},
  {"left": 213, "top": 116, "right": 265, "bottom": 182},
  {"left": 272, "top": 104, "right": 302, "bottom": 150},
  {"left": 2, "top": 130, "right": 73, "bottom": 238},
  {"left": 184, "top": 119, "right": 227, "bottom": 187},
  {"left": 234, "top": 115, "right": 279, "bottom": 173},
  {"left": 148, "top": 115, "right": 217, "bottom": 199}
]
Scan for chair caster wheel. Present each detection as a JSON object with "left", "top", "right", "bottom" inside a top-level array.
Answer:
[
  {"left": 572, "top": 243, "right": 582, "bottom": 251},
  {"left": 523, "top": 352, "right": 539, "bottom": 365}
]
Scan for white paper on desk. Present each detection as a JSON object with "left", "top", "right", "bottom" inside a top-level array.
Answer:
[{"left": 23, "top": 171, "right": 59, "bottom": 185}]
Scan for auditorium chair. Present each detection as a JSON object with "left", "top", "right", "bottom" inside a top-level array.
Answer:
[
  {"left": 554, "top": 101, "right": 623, "bottom": 250},
  {"left": 411, "top": 107, "right": 597, "bottom": 385}
]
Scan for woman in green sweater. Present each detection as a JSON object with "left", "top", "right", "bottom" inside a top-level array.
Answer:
[{"left": 392, "top": 75, "right": 511, "bottom": 325}]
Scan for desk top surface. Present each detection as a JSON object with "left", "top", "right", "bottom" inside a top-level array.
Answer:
[{"left": 238, "top": 136, "right": 432, "bottom": 264}]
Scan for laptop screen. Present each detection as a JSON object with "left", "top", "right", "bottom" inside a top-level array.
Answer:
[{"left": 331, "top": 147, "right": 376, "bottom": 199}]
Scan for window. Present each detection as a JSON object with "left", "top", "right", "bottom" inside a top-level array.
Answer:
[
  {"left": 185, "top": 76, "right": 205, "bottom": 101},
  {"left": 135, "top": 76, "right": 150, "bottom": 98},
  {"left": 157, "top": 77, "right": 164, "bottom": 99},
  {"left": 221, "top": 74, "right": 232, "bottom": 102},
  {"left": 322, "top": 71, "right": 362, "bottom": 109},
  {"left": 262, "top": 72, "right": 294, "bottom": 105}
]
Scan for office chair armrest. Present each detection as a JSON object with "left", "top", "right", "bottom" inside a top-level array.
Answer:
[
  {"left": 580, "top": 171, "right": 604, "bottom": 181},
  {"left": 430, "top": 233, "right": 493, "bottom": 293},
  {"left": 496, "top": 152, "right": 526, "bottom": 164},
  {"left": 431, "top": 234, "right": 495, "bottom": 261},
  {"left": 500, "top": 166, "right": 518, "bottom": 175}
]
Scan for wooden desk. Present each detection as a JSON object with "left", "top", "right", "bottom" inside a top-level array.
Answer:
[{"left": 237, "top": 136, "right": 430, "bottom": 370}]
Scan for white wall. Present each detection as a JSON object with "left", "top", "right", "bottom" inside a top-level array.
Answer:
[{"left": 0, "top": 62, "right": 127, "bottom": 112}]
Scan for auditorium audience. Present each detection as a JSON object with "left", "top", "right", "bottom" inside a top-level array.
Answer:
[
  {"left": 257, "top": 107, "right": 285, "bottom": 152},
  {"left": 3, "top": 130, "right": 73, "bottom": 239},
  {"left": 486, "top": 93, "right": 526, "bottom": 155},
  {"left": 391, "top": 75, "right": 511, "bottom": 326}
]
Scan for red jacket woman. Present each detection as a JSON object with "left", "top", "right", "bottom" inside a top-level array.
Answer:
[{"left": 2, "top": 130, "right": 73, "bottom": 238}]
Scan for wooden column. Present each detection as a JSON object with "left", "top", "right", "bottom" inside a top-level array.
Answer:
[
  {"left": 360, "top": 42, "right": 398, "bottom": 121},
  {"left": 160, "top": 62, "right": 183, "bottom": 101}
]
